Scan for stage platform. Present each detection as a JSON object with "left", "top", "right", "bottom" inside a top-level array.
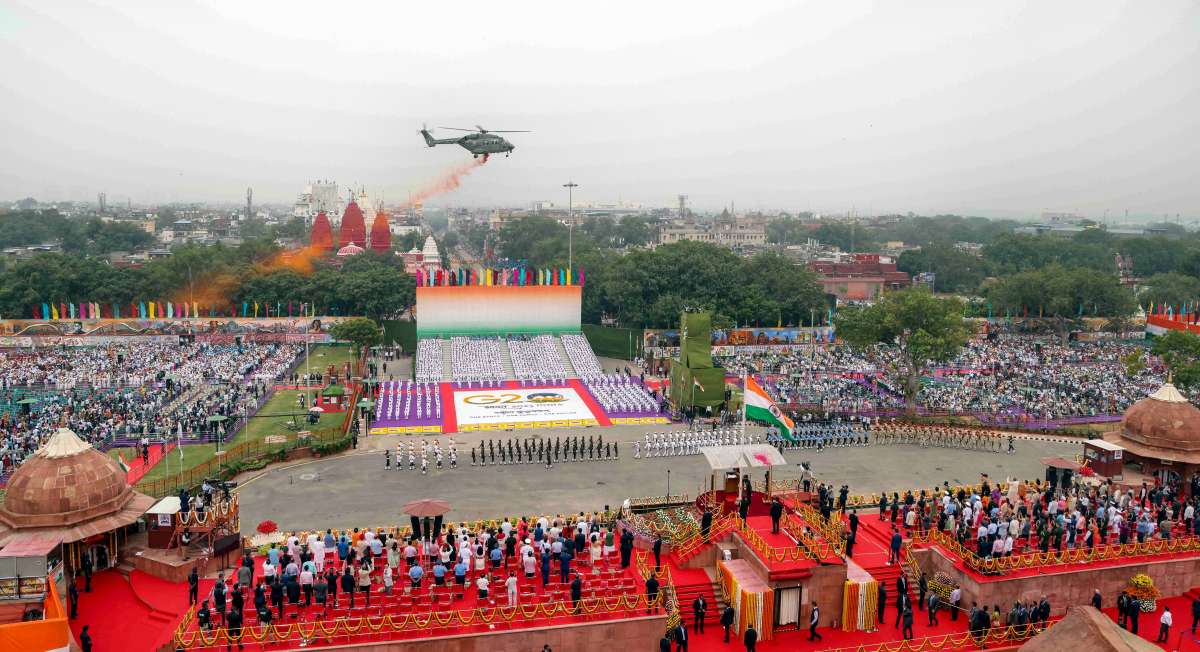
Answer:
[{"left": 369, "top": 379, "right": 669, "bottom": 436}]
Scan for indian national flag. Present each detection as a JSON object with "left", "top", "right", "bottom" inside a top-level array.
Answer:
[
  {"left": 116, "top": 451, "right": 131, "bottom": 473},
  {"left": 745, "top": 376, "right": 795, "bottom": 440}
]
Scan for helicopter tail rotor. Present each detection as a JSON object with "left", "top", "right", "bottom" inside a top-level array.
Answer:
[{"left": 419, "top": 124, "right": 437, "bottom": 147}]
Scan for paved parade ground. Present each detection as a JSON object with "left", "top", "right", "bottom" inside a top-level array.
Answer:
[{"left": 235, "top": 422, "right": 1081, "bottom": 530}]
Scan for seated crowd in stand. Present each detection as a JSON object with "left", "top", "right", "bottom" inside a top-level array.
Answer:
[
  {"left": 712, "top": 335, "right": 1175, "bottom": 421},
  {"left": 414, "top": 340, "right": 443, "bottom": 383},
  {"left": 450, "top": 337, "right": 505, "bottom": 383},
  {"left": 0, "top": 342, "right": 301, "bottom": 478},
  {"left": 561, "top": 334, "right": 604, "bottom": 377},
  {"left": 582, "top": 374, "right": 659, "bottom": 415},
  {"left": 507, "top": 335, "right": 569, "bottom": 381}
]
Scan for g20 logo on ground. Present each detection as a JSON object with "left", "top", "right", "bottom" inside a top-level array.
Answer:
[{"left": 463, "top": 392, "right": 567, "bottom": 405}]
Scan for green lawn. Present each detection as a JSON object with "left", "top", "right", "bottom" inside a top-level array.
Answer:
[
  {"left": 296, "top": 343, "right": 356, "bottom": 378},
  {"left": 107, "top": 344, "right": 356, "bottom": 484}
]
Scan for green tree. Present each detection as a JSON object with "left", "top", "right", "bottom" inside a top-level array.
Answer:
[
  {"left": 811, "top": 222, "right": 873, "bottom": 252},
  {"left": 897, "top": 246, "right": 989, "bottom": 293},
  {"left": 271, "top": 216, "right": 310, "bottom": 241},
  {"left": 1139, "top": 273, "right": 1200, "bottom": 309},
  {"left": 986, "top": 265, "right": 1136, "bottom": 341},
  {"left": 738, "top": 251, "right": 826, "bottom": 326},
  {"left": 765, "top": 216, "right": 812, "bottom": 245},
  {"left": 497, "top": 216, "right": 573, "bottom": 267},
  {"left": 834, "top": 288, "right": 971, "bottom": 410},
  {"left": 1150, "top": 330, "right": 1200, "bottom": 390},
  {"left": 324, "top": 253, "right": 415, "bottom": 320},
  {"left": 329, "top": 317, "right": 382, "bottom": 356}
]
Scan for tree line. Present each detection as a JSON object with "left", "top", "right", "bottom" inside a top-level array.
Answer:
[
  {"left": 485, "top": 216, "right": 828, "bottom": 328},
  {"left": 0, "top": 211, "right": 155, "bottom": 256},
  {"left": 0, "top": 239, "right": 414, "bottom": 322}
]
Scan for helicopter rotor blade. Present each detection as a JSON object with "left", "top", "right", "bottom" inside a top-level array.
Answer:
[
  {"left": 485, "top": 130, "right": 531, "bottom": 133},
  {"left": 437, "top": 127, "right": 479, "bottom": 132}
]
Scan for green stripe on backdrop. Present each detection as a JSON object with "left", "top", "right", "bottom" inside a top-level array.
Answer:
[{"left": 581, "top": 324, "right": 644, "bottom": 360}]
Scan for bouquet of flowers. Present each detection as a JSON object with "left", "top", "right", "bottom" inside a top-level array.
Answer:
[{"left": 1126, "top": 573, "right": 1161, "bottom": 612}]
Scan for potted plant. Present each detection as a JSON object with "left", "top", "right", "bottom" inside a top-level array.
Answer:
[{"left": 1126, "top": 573, "right": 1161, "bottom": 612}]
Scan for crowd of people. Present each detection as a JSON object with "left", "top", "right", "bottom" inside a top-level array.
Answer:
[
  {"left": 508, "top": 335, "right": 569, "bottom": 380},
  {"left": 414, "top": 340, "right": 443, "bottom": 383},
  {"left": 872, "top": 470, "right": 1200, "bottom": 561},
  {"left": 450, "top": 337, "right": 506, "bottom": 382},
  {"left": 0, "top": 342, "right": 301, "bottom": 478},
  {"left": 189, "top": 513, "right": 651, "bottom": 648},
  {"left": 374, "top": 381, "right": 442, "bottom": 423},
  {"left": 582, "top": 374, "right": 660, "bottom": 415},
  {"left": 561, "top": 333, "right": 604, "bottom": 377},
  {"left": 712, "top": 335, "right": 1174, "bottom": 421}
]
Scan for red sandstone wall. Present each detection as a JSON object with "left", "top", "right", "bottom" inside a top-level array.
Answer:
[
  {"left": 293, "top": 614, "right": 668, "bottom": 652},
  {"left": 920, "top": 547, "right": 1200, "bottom": 617},
  {"left": 726, "top": 535, "right": 847, "bottom": 627}
]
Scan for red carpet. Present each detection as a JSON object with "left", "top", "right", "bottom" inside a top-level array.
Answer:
[
  {"left": 439, "top": 382, "right": 457, "bottom": 433},
  {"left": 68, "top": 571, "right": 176, "bottom": 652},
  {"left": 743, "top": 515, "right": 822, "bottom": 576},
  {"left": 121, "top": 443, "right": 176, "bottom": 485},
  {"left": 130, "top": 569, "right": 214, "bottom": 616},
  {"left": 567, "top": 379, "right": 613, "bottom": 427}
]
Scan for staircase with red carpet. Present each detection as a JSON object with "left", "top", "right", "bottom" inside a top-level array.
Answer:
[
  {"left": 673, "top": 572, "right": 724, "bottom": 629},
  {"left": 68, "top": 570, "right": 179, "bottom": 652},
  {"left": 851, "top": 514, "right": 916, "bottom": 609}
]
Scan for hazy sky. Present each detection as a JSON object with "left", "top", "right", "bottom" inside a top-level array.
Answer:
[{"left": 1, "top": 1, "right": 1197, "bottom": 218}]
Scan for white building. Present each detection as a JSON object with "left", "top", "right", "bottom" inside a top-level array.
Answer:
[{"left": 293, "top": 180, "right": 342, "bottom": 221}]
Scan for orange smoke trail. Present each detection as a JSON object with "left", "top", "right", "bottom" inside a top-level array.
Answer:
[
  {"left": 401, "top": 156, "right": 488, "bottom": 208},
  {"left": 171, "top": 247, "right": 322, "bottom": 311},
  {"left": 167, "top": 159, "right": 489, "bottom": 311},
  {"left": 259, "top": 246, "right": 321, "bottom": 275}
]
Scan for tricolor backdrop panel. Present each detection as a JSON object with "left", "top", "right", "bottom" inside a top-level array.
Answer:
[{"left": 416, "top": 286, "right": 582, "bottom": 337}]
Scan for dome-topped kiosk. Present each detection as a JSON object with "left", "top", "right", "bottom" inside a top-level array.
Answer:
[
  {"left": 1101, "top": 382, "right": 1200, "bottom": 492},
  {"left": 0, "top": 428, "right": 154, "bottom": 578}
]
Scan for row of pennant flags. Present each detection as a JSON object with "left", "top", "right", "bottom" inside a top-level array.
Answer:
[
  {"left": 414, "top": 266, "right": 584, "bottom": 288},
  {"left": 1148, "top": 302, "right": 1200, "bottom": 323},
  {"left": 32, "top": 301, "right": 320, "bottom": 320}
]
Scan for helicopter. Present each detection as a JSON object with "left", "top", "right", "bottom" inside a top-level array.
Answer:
[{"left": 419, "top": 125, "right": 528, "bottom": 158}]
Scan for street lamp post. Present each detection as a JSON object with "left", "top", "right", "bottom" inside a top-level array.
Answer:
[{"left": 563, "top": 182, "right": 579, "bottom": 269}]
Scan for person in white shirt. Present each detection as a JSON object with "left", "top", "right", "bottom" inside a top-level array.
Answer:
[
  {"left": 310, "top": 539, "right": 325, "bottom": 572},
  {"left": 1158, "top": 606, "right": 1173, "bottom": 643},
  {"left": 262, "top": 559, "right": 277, "bottom": 581},
  {"left": 476, "top": 575, "right": 490, "bottom": 600},
  {"left": 505, "top": 572, "right": 519, "bottom": 605},
  {"left": 382, "top": 565, "right": 394, "bottom": 596}
]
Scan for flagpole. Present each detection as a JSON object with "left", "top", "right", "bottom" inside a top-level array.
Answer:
[{"left": 741, "top": 372, "right": 747, "bottom": 434}]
